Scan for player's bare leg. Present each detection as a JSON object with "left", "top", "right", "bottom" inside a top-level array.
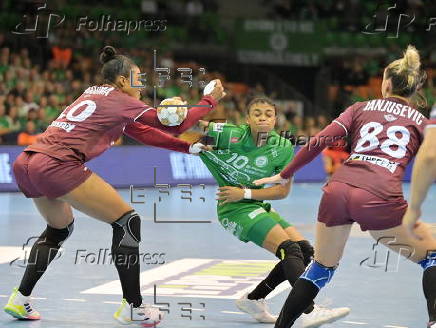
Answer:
[
  {"left": 369, "top": 222, "right": 436, "bottom": 326},
  {"left": 58, "top": 173, "right": 132, "bottom": 223},
  {"left": 284, "top": 226, "right": 305, "bottom": 242},
  {"left": 275, "top": 223, "right": 352, "bottom": 328}
]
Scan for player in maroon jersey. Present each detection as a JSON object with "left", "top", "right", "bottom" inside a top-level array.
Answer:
[
  {"left": 2, "top": 46, "right": 225, "bottom": 325},
  {"left": 253, "top": 46, "right": 436, "bottom": 328}
]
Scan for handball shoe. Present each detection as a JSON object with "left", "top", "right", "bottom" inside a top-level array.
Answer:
[
  {"left": 3, "top": 287, "right": 40, "bottom": 320},
  {"left": 301, "top": 304, "right": 350, "bottom": 328},
  {"left": 235, "top": 293, "right": 277, "bottom": 323},
  {"left": 113, "top": 298, "right": 163, "bottom": 326}
]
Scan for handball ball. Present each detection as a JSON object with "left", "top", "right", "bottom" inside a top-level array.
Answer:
[{"left": 157, "top": 98, "right": 188, "bottom": 126}]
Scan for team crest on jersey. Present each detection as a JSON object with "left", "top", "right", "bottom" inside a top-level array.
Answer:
[
  {"left": 255, "top": 156, "right": 268, "bottom": 168},
  {"left": 384, "top": 114, "right": 398, "bottom": 122},
  {"left": 230, "top": 137, "right": 239, "bottom": 143}
]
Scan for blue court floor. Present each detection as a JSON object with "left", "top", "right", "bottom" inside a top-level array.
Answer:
[{"left": 1, "top": 183, "right": 435, "bottom": 328}]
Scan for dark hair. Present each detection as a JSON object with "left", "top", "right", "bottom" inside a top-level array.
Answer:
[
  {"left": 99, "top": 46, "right": 137, "bottom": 84},
  {"left": 246, "top": 97, "right": 277, "bottom": 115}
]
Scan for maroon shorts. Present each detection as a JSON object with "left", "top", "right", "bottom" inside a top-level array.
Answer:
[
  {"left": 318, "top": 181, "right": 407, "bottom": 231},
  {"left": 13, "top": 151, "right": 92, "bottom": 199}
]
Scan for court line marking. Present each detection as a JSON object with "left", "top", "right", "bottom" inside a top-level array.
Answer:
[
  {"left": 342, "top": 321, "right": 368, "bottom": 325},
  {"left": 0, "top": 293, "right": 416, "bottom": 327},
  {"left": 221, "top": 311, "right": 245, "bottom": 315}
]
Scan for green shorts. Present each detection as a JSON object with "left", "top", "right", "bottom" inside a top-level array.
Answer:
[{"left": 217, "top": 201, "right": 292, "bottom": 247}]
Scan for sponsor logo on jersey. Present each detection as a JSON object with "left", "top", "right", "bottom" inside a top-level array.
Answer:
[
  {"left": 230, "top": 137, "right": 239, "bottom": 143},
  {"left": 348, "top": 153, "right": 399, "bottom": 173},
  {"left": 384, "top": 114, "right": 398, "bottom": 122},
  {"left": 255, "top": 156, "right": 268, "bottom": 168},
  {"left": 213, "top": 123, "right": 225, "bottom": 132}
]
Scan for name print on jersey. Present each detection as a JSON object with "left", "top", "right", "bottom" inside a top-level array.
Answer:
[{"left": 363, "top": 99, "right": 424, "bottom": 125}]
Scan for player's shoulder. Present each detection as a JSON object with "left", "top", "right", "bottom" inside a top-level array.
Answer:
[
  {"left": 86, "top": 86, "right": 143, "bottom": 107},
  {"left": 268, "top": 130, "right": 293, "bottom": 156},
  {"left": 346, "top": 101, "right": 367, "bottom": 113},
  {"left": 271, "top": 130, "right": 293, "bottom": 148}
]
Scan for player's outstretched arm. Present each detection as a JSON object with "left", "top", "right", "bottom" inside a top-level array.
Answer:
[
  {"left": 278, "top": 121, "right": 347, "bottom": 180},
  {"left": 124, "top": 122, "right": 208, "bottom": 154},
  {"left": 135, "top": 80, "right": 225, "bottom": 135}
]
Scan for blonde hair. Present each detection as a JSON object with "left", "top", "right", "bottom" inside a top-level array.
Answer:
[{"left": 385, "top": 45, "right": 426, "bottom": 98}]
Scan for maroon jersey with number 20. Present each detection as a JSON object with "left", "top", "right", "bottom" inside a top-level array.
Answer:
[{"left": 26, "top": 85, "right": 217, "bottom": 162}]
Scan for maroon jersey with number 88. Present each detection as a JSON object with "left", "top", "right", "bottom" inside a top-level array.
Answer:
[{"left": 331, "top": 97, "right": 427, "bottom": 199}]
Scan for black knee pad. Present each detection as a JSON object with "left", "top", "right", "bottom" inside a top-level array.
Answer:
[
  {"left": 44, "top": 220, "right": 74, "bottom": 247},
  {"left": 111, "top": 210, "right": 141, "bottom": 250},
  {"left": 275, "top": 240, "right": 304, "bottom": 262},
  {"left": 297, "top": 240, "right": 314, "bottom": 266}
]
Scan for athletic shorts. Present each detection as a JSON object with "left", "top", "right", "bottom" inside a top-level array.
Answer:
[
  {"left": 218, "top": 201, "right": 292, "bottom": 247},
  {"left": 318, "top": 181, "right": 407, "bottom": 231},
  {"left": 13, "top": 151, "right": 92, "bottom": 199}
]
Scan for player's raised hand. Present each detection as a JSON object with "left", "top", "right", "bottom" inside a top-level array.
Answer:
[
  {"left": 205, "top": 79, "right": 226, "bottom": 101},
  {"left": 402, "top": 207, "right": 423, "bottom": 241},
  {"left": 253, "top": 174, "right": 290, "bottom": 186}
]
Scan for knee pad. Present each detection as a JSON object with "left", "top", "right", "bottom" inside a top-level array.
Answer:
[
  {"left": 297, "top": 240, "right": 314, "bottom": 266},
  {"left": 111, "top": 210, "right": 141, "bottom": 249},
  {"left": 300, "top": 260, "right": 336, "bottom": 290},
  {"left": 43, "top": 220, "right": 74, "bottom": 247},
  {"left": 419, "top": 251, "right": 436, "bottom": 271},
  {"left": 275, "top": 240, "right": 304, "bottom": 262}
]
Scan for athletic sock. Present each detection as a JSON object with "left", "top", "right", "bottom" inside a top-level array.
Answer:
[
  {"left": 19, "top": 223, "right": 73, "bottom": 296},
  {"left": 423, "top": 266, "right": 436, "bottom": 322},
  {"left": 275, "top": 278, "right": 320, "bottom": 328},
  {"left": 248, "top": 262, "right": 283, "bottom": 300},
  {"left": 111, "top": 211, "right": 142, "bottom": 307}
]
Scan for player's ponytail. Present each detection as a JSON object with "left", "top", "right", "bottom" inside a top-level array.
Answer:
[
  {"left": 385, "top": 45, "right": 427, "bottom": 104},
  {"left": 99, "top": 46, "right": 136, "bottom": 84}
]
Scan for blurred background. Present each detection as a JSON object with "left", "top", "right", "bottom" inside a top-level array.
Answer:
[
  {"left": 2, "top": 3, "right": 436, "bottom": 327},
  {"left": 0, "top": 0, "right": 435, "bottom": 180}
]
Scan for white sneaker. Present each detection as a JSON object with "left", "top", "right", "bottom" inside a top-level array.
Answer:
[
  {"left": 3, "top": 287, "right": 40, "bottom": 320},
  {"left": 428, "top": 322, "right": 436, "bottom": 328},
  {"left": 301, "top": 305, "right": 350, "bottom": 328},
  {"left": 235, "top": 293, "right": 277, "bottom": 323},
  {"left": 113, "top": 299, "right": 164, "bottom": 326}
]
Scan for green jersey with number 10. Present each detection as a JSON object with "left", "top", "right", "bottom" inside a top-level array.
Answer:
[{"left": 199, "top": 122, "right": 294, "bottom": 207}]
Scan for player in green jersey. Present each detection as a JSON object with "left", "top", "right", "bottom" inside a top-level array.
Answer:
[{"left": 198, "top": 98, "right": 350, "bottom": 327}]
